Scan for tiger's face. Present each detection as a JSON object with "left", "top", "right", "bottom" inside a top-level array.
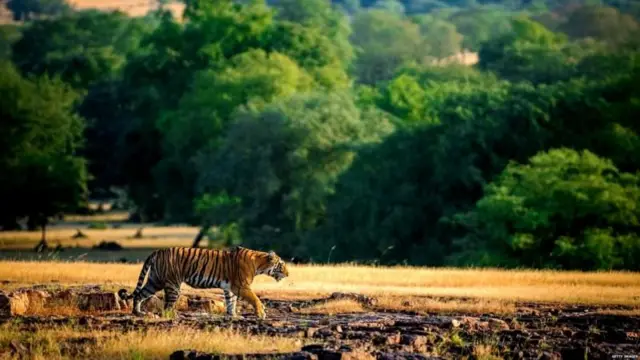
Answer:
[{"left": 265, "top": 251, "right": 289, "bottom": 282}]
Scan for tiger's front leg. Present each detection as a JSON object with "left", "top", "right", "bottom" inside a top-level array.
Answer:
[
  {"left": 223, "top": 290, "right": 240, "bottom": 319},
  {"left": 238, "top": 286, "right": 266, "bottom": 320}
]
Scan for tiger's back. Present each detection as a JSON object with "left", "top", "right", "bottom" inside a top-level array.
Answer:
[{"left": 148, "top": 246, "right": 258, "bottom": 290}]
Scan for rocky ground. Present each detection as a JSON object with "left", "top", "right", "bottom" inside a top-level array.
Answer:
[{"left": 1, "top": 285, "right": 639, "bottom": 359}]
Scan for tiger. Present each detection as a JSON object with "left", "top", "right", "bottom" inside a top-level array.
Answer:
[{"left": 117, "top": 246, "right": 289, "bottom": 319}]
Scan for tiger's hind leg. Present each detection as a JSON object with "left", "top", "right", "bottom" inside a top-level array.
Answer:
[
  {"left": 224, "top": 290, "right": 239, "bottom": 319},
  {"left": 163, "top": 284, "right": 181, "bottom": 313},
  {"left": 133, "top": 275, "right": 163, "bottom": 316}
]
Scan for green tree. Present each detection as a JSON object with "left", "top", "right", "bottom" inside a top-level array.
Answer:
[
  {"left": 196, "top": 91, "right": 395, "bottom": 257},
  {"left": 11, "top": 10, "right": 150, "bottom": 88},
  {"left": 270, "top": 0, "right": 353, "bottom": 66},
  {"left": 478, "top": 17, "right": 575, "bottom": 84},
  {"left": 116, "top": 2, "right": 274, "bottom": 221},
  {"left": 350, "top": 9, "right": 427, "bottom": 84},
  {"left": 452, "top": 149, "right": 640, "bottom": 270},
  {"left": 412, "top": 14, "right": 463, "bottom": 58},
  {"left": 0, "top": 25, "right": 20, "bottom": 61},
  {"left": 6, "top": 0, "right": 70, "bottom": 21},
  {"left": 155, "top": 49, "right": 315, "bottom": 222},
  {"left": 448, "top": 7, "right": 512, "bottom": 51},
  {"left": 0, "top": 61, "right": 87, "bottom": 237},
  {"left": 559, "top": 5, "right": 640, "bottom": 47},
  {"left": 260, "top": 21, "right": 351, "bottom": 88}
]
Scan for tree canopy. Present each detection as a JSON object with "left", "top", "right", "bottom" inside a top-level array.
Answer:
[{"left": 2, "top": 0, "right": 640, "bottom": 269}]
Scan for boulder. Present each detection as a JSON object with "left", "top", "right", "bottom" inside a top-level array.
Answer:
[
  {"left": 141, "top": 296, "right": 164, "bottom": 313},
  {"left": 188, "top": 298, "right": 225, "bottom": 314},
  {"left": 400, "top": 334, "right": 428, "bottom": 348},
  {"left": 78, "top": 292, "right": 121, "bottom": 311},
  {"left": 0, "top": 292, "right": 29, "bottom": 317},
  {"left": 372, "top": 333, "right": 401, "bottom": 346},
  {"left": 22, "top": 290, "right": 50, "bottom": 312}
]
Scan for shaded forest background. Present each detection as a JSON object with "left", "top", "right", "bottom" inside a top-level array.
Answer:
[{"left": 1, "top": 0, "right": 639, "bottom": 270}]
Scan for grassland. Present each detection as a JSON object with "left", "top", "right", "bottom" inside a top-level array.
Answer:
[
  {"left": 0, "top": 324, "right": 301, "bottom": 360},
  {"left": 1, "top": 260, "right": 639, "bottom": 309},
  {"left": 2, "top": 215, "right": 640, "bottom": 359},
  {"left": 0, "top": 224, "right": 198, "bottom": 250}
]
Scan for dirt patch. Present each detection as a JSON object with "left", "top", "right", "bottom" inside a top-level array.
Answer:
[{"left": 1, "top": 286, "right": 639, "bottom": 359}]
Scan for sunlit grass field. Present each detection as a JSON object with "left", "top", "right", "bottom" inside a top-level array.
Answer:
[
  {"left": 0, "top": 225, "right": 199, "bottom": 250},
  {"left": 1, "top": 260, "right": 639, "bottom": 308},
  {"left": 0, "top": 325, "right": 302, "bottom": 360}
]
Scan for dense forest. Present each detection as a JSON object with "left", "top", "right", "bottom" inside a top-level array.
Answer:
[{"left": 1, "top": 0, "right": 639, "bottom": 270}]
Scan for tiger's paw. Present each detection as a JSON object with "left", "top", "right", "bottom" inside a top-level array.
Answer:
[{"left": 224, "top": 314, "right": 243, "bottom": 321}]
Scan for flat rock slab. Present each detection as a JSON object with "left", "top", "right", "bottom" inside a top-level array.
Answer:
[{"left": 3, "top": 286, "right": 640, "bottom": 360}]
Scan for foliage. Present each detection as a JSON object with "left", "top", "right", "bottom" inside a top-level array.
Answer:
[
  {"left": 4, "top": 0, "right": 640, "bottom": 270},
  {"left": 11, "top": 10, "right": 149, "bottom": 88},
  {"left": 155, "top": 49, "right": 315, "bottom": 222},
  {"left": 6, "top": 0, "right": 71, "bottom": 21},
  {"left": 349, "top": 9, "right": 427, "bottom": 84},
  {"left": 196, "top": 91, "right": 395, "bottom": 256},
  {"left": 0, "top": 25, "right": 20, "bottom": 61},
  {"left": 559, "top": 5, "right": 640, "bottom": 47},
  {"left": 0, "top": 61, "right": 87, "bottom": 230},
  {"left": 452, "top": 149, "right": 640, "bottom": 270}
]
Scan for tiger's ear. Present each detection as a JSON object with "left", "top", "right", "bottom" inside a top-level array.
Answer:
[{"left": 268, "top": 250, "right": 276, "bottom": 262}]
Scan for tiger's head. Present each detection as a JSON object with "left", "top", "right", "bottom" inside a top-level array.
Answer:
[{"left": 259, "top": 250, "right": 289, "bottom": 282}]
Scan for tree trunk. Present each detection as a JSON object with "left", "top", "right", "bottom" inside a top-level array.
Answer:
[
  {"left": 41, "top": 218, "right": 46, "bottom": 243},
  {"left": 34, "top": 217, "right": 49, "bottom": 252},
  {"left": 191, "top": 223, "right": 210, "bottom": 248}
]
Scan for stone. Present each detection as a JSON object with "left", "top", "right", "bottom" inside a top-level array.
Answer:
[
  {"left": 0, "top": 292, "right": 29, "bottom": 317},
  {"left": 488, "top": 318, "right": 510, "bottom": 331},
  {"left": 188, "top": 298, "right": 225, "bottom": 314},
  {"left": 23, "top": 290, "right": 50, "bottom": 312},
  {"left": 175, "top": 295, "right": 189, "bottom": 311},
  {"left": 400, "top": 334, "right": 428, "bottom": 347},
  {"left": 372, "top": 333, "right": 400, "bottom": 346},
  {"left": 305, "top": 327, "right": 319, "bottom": 338},
  {"left": 376, "top": 353, "right": 433, "bottom": 360},
  {"left": 315, "top": 327, "right": 334, "bottom": 338},
  {"left": 52, "top": 289, "right": 77, "bottom": 304},
  {"left": 539, "top": 351, "right": 561, "bottom": 360},
  {"left": 169, "top": 350, "right": 215, "bottom": 360},
  {"left": 141, "top": 296, "right": 164, "bottom": 313},
  {"left": 78, "top": 292, "right": 120, "bottom": 311}
]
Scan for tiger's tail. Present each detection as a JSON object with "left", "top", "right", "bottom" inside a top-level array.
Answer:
[{"left": 118, "top": 251, "right": 156, "bottom": 301}]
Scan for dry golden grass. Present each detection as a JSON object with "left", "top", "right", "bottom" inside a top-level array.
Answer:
[
  {"left": 63, "top": 211, "right": 129, "bottom": 223},
  {"left": 0, "top": 226, "right": 200, "bottom": 249},
  {"left": 296, "top": 299, "right": 366, "bottom": 315},
  {"left": 375, "top": 296, "right": 516, "bottom": 315},
  {"left": 471, "top": 343, "right": 502, "bottom": 360},
  {"left": 0, "top": 325, "right": 301, "bottom": 360},
  {"left": 1, "top": 261, "right": 639, "bottom": 308}
]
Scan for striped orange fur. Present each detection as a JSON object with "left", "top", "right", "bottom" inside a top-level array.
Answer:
[{"left": 118, "top": 246, "right": 289, "bottom": 319}]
